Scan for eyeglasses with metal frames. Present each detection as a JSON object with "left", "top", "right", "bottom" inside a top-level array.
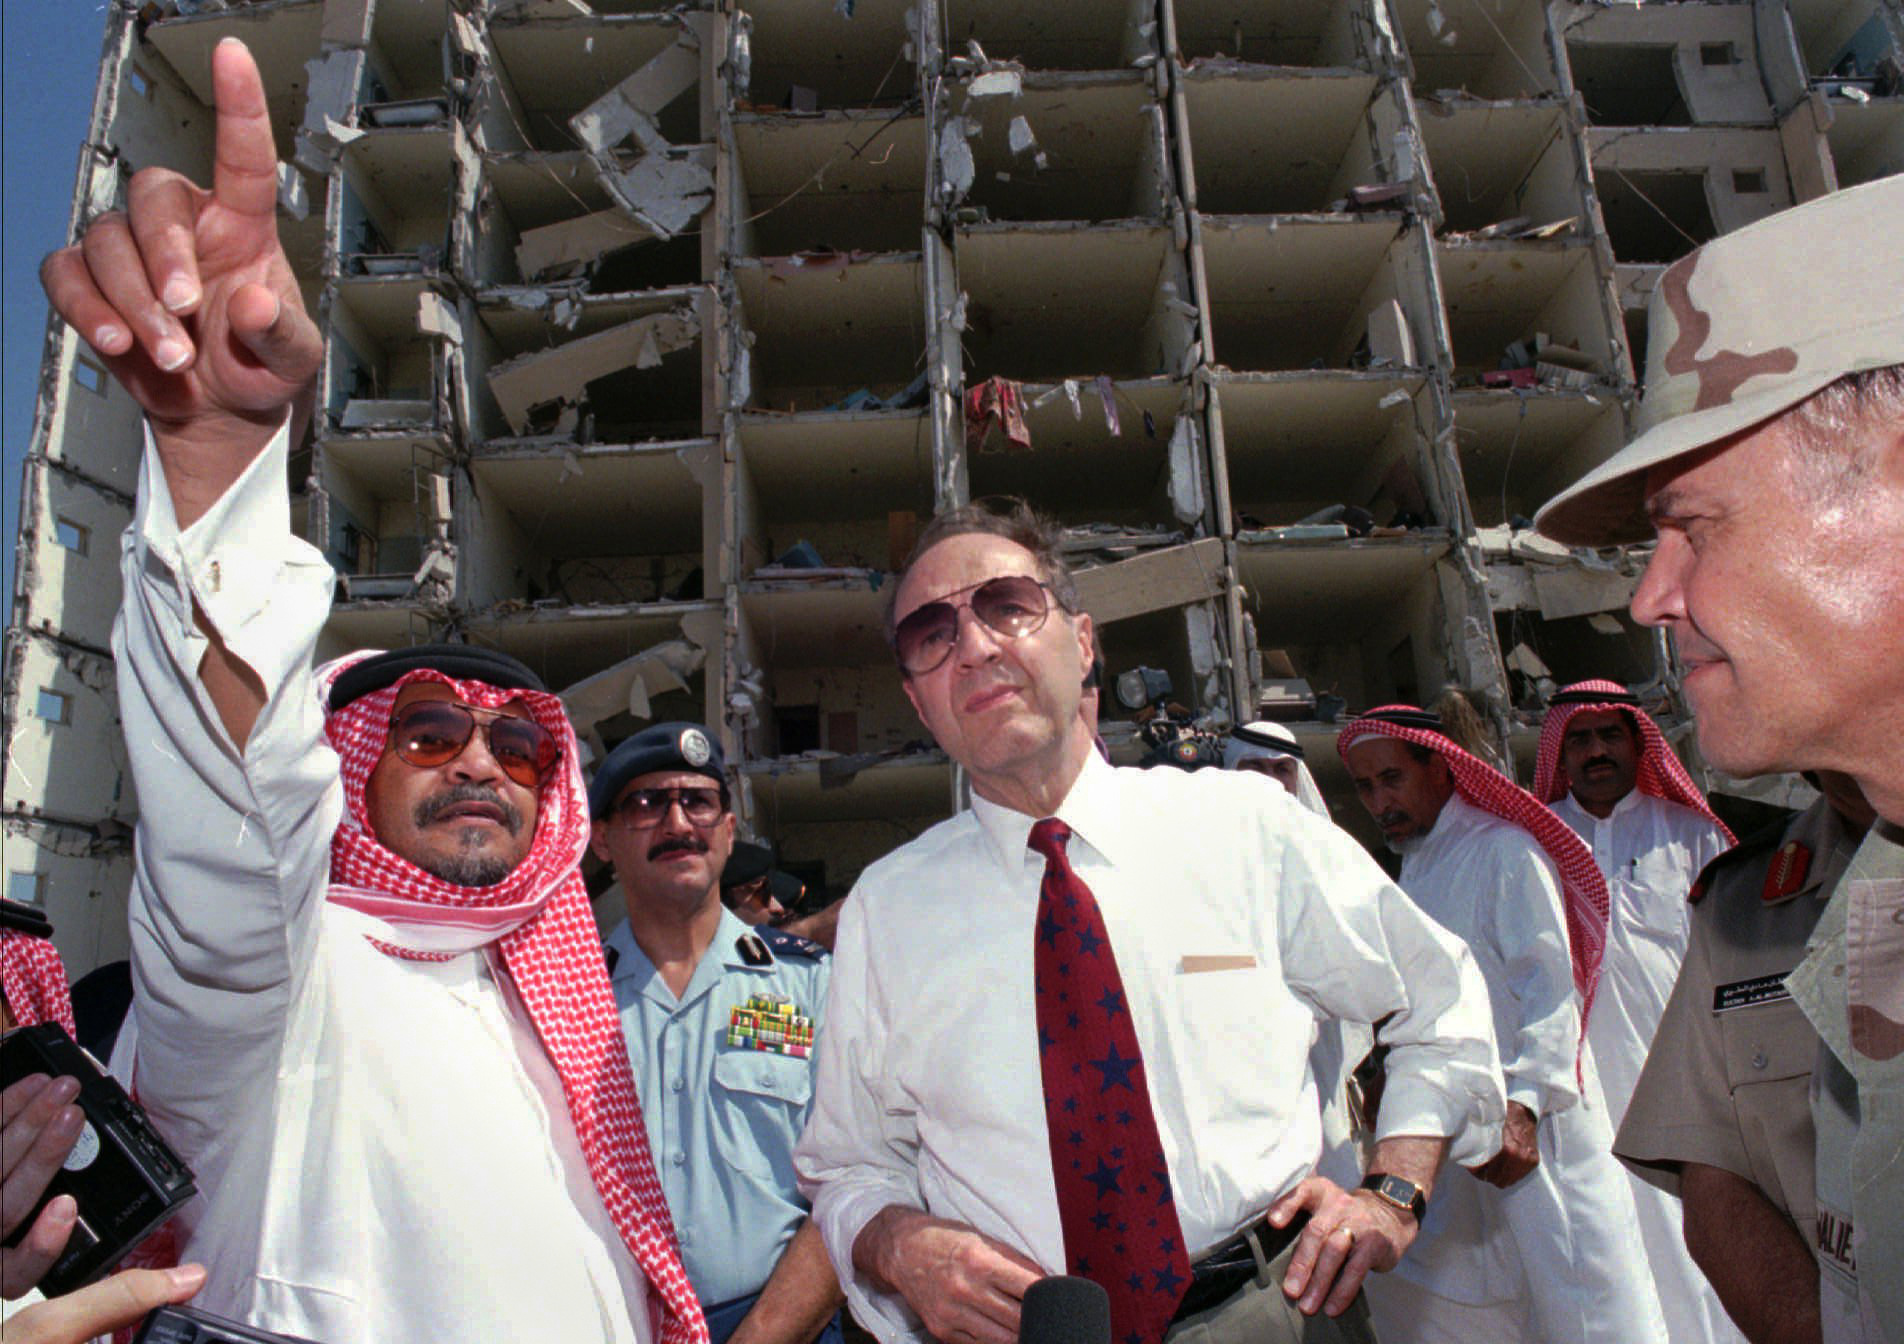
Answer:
[
  {"left": 386, "top": 700, "right": 559, "bottom": 789},
  {"left": 609, "top": 786, "right": 727, "bottom": 828},
  {"left": 892, "top": 574, "right": 1064, "bottom": 676}
]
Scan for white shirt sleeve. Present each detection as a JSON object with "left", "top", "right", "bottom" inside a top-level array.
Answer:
[
  {"left": 1478, "top": 839, "right": 1582, "bottom": 1118},
  {"left": 794, "top": 892, "right": 927, "bottom": 1342},
  {"left": 1274, "top": 814, "right": 1507, "bottom": 1169},
  {"left": 114, "top": 419, "right": 346, "bottom": 1150}
]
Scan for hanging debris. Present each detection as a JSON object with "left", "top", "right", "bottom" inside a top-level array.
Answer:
[{"left": 965, "top": 377, "right": 1031, "bottom": 454}]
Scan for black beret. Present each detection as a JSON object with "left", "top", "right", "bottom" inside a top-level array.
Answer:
[
  {"left": 722, "top": 841, "right": 775, "bottom": 890},
  {"left": 768, "top": 869, "right": 806, "bottom": 907},
  {"left": 329, "top": 643, "right": 546, "bottom": 712},
  {"left": 588, "top": 722, "right": 725, "bottom": 818}
]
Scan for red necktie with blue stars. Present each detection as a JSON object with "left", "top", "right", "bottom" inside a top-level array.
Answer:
[{"left": 1030, "top": 819, "right": 1192, "bottom": 1344}]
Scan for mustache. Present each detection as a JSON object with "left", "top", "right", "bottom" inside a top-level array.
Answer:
[
  {"left": 648, "top": 836, "right": 709, "bottom": 861},
  {"left": 413, "top": 784, "right": 525, "bottom": 836},
  {"left": 1376, "top": 810, "right": 1413, "bottom": 831}
]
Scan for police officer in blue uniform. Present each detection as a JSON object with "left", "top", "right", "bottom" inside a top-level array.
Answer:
[{"left": 589, "top": 722, "right": 843, "bottom": 1344}]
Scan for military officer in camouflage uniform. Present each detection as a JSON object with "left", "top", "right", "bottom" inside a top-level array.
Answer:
[
  {"left": 1537, "top": 174, "right": 1904, "bottom": 1342},
  {"left": 1616, "top": 775, "right": 1872, "bottom": 1339}
]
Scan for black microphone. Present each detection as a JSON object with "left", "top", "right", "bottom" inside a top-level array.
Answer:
[{"left": 1020, "top": 1275, "right": 1111, "bottom": 1344}]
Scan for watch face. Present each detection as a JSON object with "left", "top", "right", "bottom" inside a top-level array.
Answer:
[
  {"left": 1364, "top": 1173, "right": 1422, "bottom": 1217},
  {"left": 1360, "top": 1171, "right": 1423, "bottom": 1218}
]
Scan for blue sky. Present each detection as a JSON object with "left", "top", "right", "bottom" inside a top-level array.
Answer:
[{"left": 4, "top": 2, "right": 111, "bottom": 620}]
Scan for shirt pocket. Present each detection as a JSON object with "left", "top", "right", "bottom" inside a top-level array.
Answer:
[
  {"left": 711, "top": 1050, "right": 812, "bottom": 1182},
  {"left": 1168, "top": 963, "right": 1285, "bottom": 1066},
  {"left": 1619, "top": 851, "right": 1694, "bottom": 945},
  {"left": 1166, "top": 963, "right": 1305, "bottom": 1183},
  {"left": 1722, "top": 999, "right": 1819, "bottom": 1222},
  {"left": 1175, "top": 962, "right": 1271, "bottom": 1010},
  {"left": 1720, "top": 997, "right": 1814, "bottom": 1086}
]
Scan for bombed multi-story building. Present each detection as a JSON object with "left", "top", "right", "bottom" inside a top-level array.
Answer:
[{"left": 6, "top": 0, "right": 1900, "bottom": 973}]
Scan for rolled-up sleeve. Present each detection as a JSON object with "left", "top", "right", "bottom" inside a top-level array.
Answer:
[
  {"left": 1275, "top": 816, "right": 1507, "bottom": 1168},
  {"left": 794, "top": 892, "right": 928, "bottom": 1343},
  {"left": 115, "top": 418, "right": 345, "bottom": 1151}
]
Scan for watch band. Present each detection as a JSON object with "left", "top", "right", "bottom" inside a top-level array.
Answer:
[{"left": 1359, "top": 1172, "right": 1427, "bottom": 1222}]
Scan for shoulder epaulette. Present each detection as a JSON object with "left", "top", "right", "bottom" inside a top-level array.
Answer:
[
  {"left": 760, "top": 926, "right": 828, "bottom": 960},
  {"left": 1687, "top": 809, "right": 1800, "bottom": 904},
  {"left": 1759, "top": 839, "right": 1812, "bottom": 904}
]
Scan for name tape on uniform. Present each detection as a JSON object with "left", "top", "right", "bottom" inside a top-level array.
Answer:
[{"left": 1713, "top": 973, "right": 1794, "bottom": 1013}]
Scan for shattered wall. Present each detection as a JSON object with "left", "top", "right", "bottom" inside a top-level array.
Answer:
[{"left": 7, "top": 0, "right": 1902, "bottom": 971}]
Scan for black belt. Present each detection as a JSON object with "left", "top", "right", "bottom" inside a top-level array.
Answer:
[{"left": 1169, "top": 1209, "right": 1310, "bottom": 1324}]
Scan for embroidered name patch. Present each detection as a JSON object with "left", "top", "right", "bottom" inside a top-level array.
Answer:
[{"left": 1713, "top": 974, "right": 1793, "bottom": 1013}]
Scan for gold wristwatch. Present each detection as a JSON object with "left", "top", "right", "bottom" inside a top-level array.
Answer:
[{"left": 1359, "top": 1172, "right": 1427, "bottom": 1222}]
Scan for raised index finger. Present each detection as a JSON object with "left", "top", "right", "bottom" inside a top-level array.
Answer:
[{"left": 209, "top": 37, "right": 278, "bottom": 218}]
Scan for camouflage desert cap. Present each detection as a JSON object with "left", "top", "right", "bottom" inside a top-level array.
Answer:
[{"left": 1536, "top": 176, "right": 1904, "bottom": 547}]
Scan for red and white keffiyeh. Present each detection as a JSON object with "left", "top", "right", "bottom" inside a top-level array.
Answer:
[
  {"left": 1338, "top": 707, "right": 1612, "bottom": 1047},
  {"left": 317, "top": 653, "right": 706, "bottom": 1344},
  {"left": 1532, "top": 679, "right": 1736, "bottom": 845},
  {"left": 0, "top": 928, "right": 75, "bottom": 1036}
]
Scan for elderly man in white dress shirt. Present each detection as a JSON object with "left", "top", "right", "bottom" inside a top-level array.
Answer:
[
  {"left": 1533, "top": 681, "right": 1739, "bottom": 1344},
  {"left": 37, "top": 39, "right": 702, "bottom": 1344},
  {"left": 1340, "top": 707, "right": 1665, "bottom": 1344},
  {"left": 794, "top": 501, "right": 1505, "bottom": 1344}
]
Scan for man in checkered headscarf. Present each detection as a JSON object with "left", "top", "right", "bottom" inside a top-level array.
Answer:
[
  {"left": 1339, "top": 707, "right": 1664, "bottom": 1344},
  {"left": 109, "top": 621, "right": 707, "bottom": 1344},
  {"left": 1534, "top": 683, "right": 1740, "bottom": 1344},
  {"left": 1533, "top": 682, "right": 1733, "bottom": 1114},
  {"left": 29, "top": 33, "right": 703, "bottom": 1341}
]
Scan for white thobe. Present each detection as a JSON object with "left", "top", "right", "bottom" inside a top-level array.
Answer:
[
  {"left": 795, "top": 752, "right": 1506, "bottom": 1344},
  {"left": 1372, "top": 795, "right": 1667, "bottom": 1344},
  {"left": 113, "top": 425, "right": 654, "bottom": 1343},
  {"left": 1554, "top": 790, "right": 1741, "bottom": 1344},
  {"left": 1552, "top": 790, "right": 1731, "bottom": 1118}
]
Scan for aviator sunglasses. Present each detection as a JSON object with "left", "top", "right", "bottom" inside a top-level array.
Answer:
[
  {"left": 387, "top": 700, "right": 560, "bottom": 789},
  {"left": 893, "top": 574, "right": 1063, "bottom": 676},
  {"left": 609, "top": 787, "right": 728, "bottom": 828}
]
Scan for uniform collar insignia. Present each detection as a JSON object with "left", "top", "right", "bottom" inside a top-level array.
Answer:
[{"left": 1761, "top": 840, "right": 1811, "bottom": 905}]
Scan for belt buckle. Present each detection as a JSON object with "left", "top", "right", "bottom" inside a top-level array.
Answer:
[{"left": 1173, "top": 1216, "right": 1275, "bottom": 1325}]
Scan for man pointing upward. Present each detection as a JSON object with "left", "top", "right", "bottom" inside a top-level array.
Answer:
[{"left": 40, "top": 40, "right": 701, "bottom": 1344}]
